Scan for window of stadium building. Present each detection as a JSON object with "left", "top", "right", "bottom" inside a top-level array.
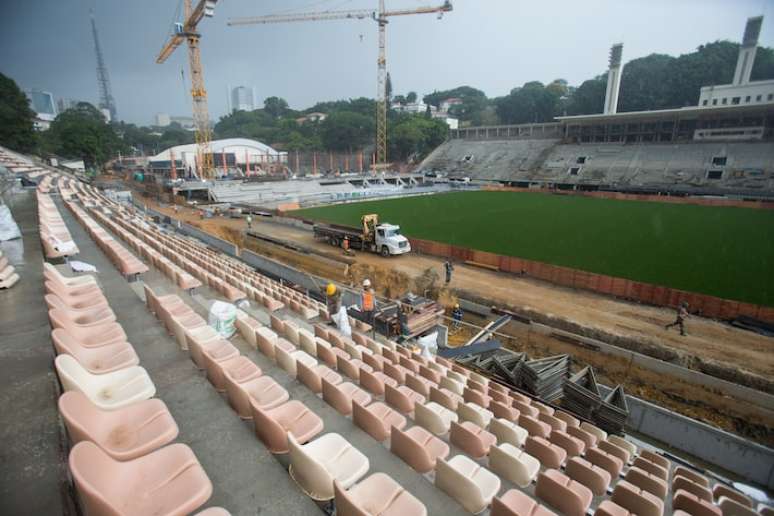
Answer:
[
  {"left": 732, "top": 97, "right": 741, "bottom": 105},
  {"left": 712, "top": 156, "right": 727, "bottom": 166}
]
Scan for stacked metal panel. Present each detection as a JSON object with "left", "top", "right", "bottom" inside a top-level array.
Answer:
[
  {"left": 521, "top": 354, "right": 571, "bottom": 403},
  {"left": 596, "top": 385, "right": 629, "bottom": 434},
  {"left": 562, "top": 366, "right": 602, "bottom": 420}
]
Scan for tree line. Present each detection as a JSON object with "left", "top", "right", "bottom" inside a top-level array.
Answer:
[{"left": 1, "top": 40, "right": 772, "bottom": 169}]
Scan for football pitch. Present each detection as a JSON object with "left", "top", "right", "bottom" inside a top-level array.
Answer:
[{"left": 295, "top": 191, "right": 774, "bottom": 306}]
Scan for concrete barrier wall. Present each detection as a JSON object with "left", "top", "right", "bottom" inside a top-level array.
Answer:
[
  {"left": 177, "top": 223, "right": 238, "bottom": 257},
  {"left": 410, "top": 237, "right": 774, "bottom": 323},
  {"left": 600, "top": 385, "right": 774, "bottom": 489}
]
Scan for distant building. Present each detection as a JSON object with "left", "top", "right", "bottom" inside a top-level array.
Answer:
[
  {"left": 698, "top": 16, "right": 774, "bottom": 109},
  {"left": 228, "top": 85, "right": 256, "bottom": 112},
  {"left": 26, "top": 89, "right": 57, "bottom": 130},
  {"left": 431, "top": 113, "right": 459, "bottom": 130},
  {"left": 57, "top": 98, "right": 90, "bottom": 113},
  {"left": 154, "top": 113, "right": 171, "bottom": 127},
  {"left": 295, "top": 112, "right": 328, "bottom": 124},
  {"left": 392, "top": 102, "right": 435, "bottom": 115},
  {"left": 439, "top": 97, "right": 463, "bottom": 112}
]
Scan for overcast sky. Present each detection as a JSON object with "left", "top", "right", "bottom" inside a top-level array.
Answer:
[{"left": 1, "top": 0, "right": 772, "bottom": 125}]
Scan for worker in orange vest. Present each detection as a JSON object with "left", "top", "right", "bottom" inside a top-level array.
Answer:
[{"left": 361, "top": 278, "right": 375, "bottom": 327}]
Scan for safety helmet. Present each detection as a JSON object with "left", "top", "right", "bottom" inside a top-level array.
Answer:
[
  {"left": 326, "top": 283, "right": 337, "bottom": 296},
  {"left": 362, "top": 279, "right": 371, "bottom": 288},
  {"left": 454, "top": 303, "right": 460, "bottom": 309}
]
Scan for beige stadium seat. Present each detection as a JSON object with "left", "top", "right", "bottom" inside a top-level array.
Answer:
[
  {"left": 195, "top": 507, "right": 231, "bottom": 516},
  {"left": 595, "top": 500, "right": 633, "bottom": 516},
  {"left": 297, "top": 361, "right": 342, "bottom": 394},
  {"left": 587, "top": 446, "right": 625, "bottom": 478},
  {"left": 450, "top": 421, "right": 497, "bottom": 459},
  {"left": 55, "top": 355, "right": 156, "bottom": 411},
  {"left": 513, "top": 400, "right": 540, "bottom": 418},
  {"left": 519, "top": 415, "right": 551, "bottom": 438},
  {"left": 445, "top": 370, "right": 468, "bottom": 386},
  {"left": 598, "top": 439, "right": 632, "bottom": 464},
  {"left": 566, "top": 456, "right": 611, "bottom": 496},
  {"left": 384, "top": 383, "right": 425, "bottom": 415},
  {"left": 538, "top": 413, "right": 567, "bottom": 433},
  {"left": 490, "top": 400, "right": 520, "bottom": 421},
  {"left": 435, "top": 455, "right": 501, "bottom": 514},
  {"left": 439, "top": 375, "right": 465, "bottom": 396},
  {"left": 632, "top": 456, "right": 668, "bottom": 480},
  {"left": 58, "top": 391, "right": 178, "bottom": 461},
  {"left": 276, "top": 346, "right": 318, "bottom": 379},
  {"left": 713, "top": 484, "right": 753, "bottom": 508},
  {"left": 256, "top": 327, "right": 279, "bottom": 357},
  {"left": 201, "top": 343, "right": 240, "bottom": 392},
  {"left": 405, "top": 373, "right": 434, "bottom": 398},
  {"left": 674, "top": 466, "right": 710, "bottom": 487},
  {"left": 234, "top": 311, "right": 261, "bottom": 348},
  {"left": 536, "top": 469, "right": 593, "bottom": 516},
  {"left": 567, "top": 425, "right": 598, "bottom": 450},
  {"left": 580, "top": 421, "right": 607, "bottom": 442},
  {"left": 362, "top": 350, "right": 386, "bottom": 372},
  {"left": 624, "top": 466, "right": 668, "bottom": 499},
  {"left": 491, "top": 489, "right": 557, "bottom": 516},
  {"left": 457, "top": 401, "right": 493, "bottom": 429},
  {"left": 186, "top": 329, "right": 223, "bottom": 369},
  {"left": 239, "top": 376, "right": 289, "bottom": 416},
  {"left": 390, "top": 425, "right": 449, "bottom": 474},
  {"left": 490, "top": 417, "right": 528, "bottom": 447},
  {"left": 337, "top": 355, "right": 372, "bottom": 382},
  {"left": 251, "top": 400, "right": 324, "bottom": 454},
  {"left": 321, "top": 378, "right": 372, "bottom": 416},
  {"left": 525, "top": 436, "right": 567, "bottom": 469},
  {"left": 612, "top": 480, "right": 665, "bottom": 516},
  {"left": 429, "top": 386, "right": 462, "bottom": 412},
  {"left": 554, "top": 410, "right": 580, "bottom": 428},
  {"left": 334, "top": 473, "right": 427, "bottom": 516},
  {"left": 608, "top": 435, "right": 637, "bottom": 457},
  {"left": 352, "top": 401, "right": 407, "bottom": 442},
  {"left": 419, "top": 364, "right": 442, "bottom": 384},
  {"left": 51, "top": 328, "right": 139, "bottom": 374},
  {"left": 673, "top": 490, "right": 723, "bottom": 516},
  {"left": 488, "top": 443, "right": 541, "bottom": 488},
  {"left": 69, "top": 441, "right": 212, "bottom": 516},
  {"left": 383, "top": 361, "right": 409, "bottom": 385},
  {"left": 673, "top": 475, "right": 713, "bottom": 502},
  {"left": 223, "top": 359, "right": 263, "bottom": 418},
  {"left": 415, "top": 401, "right": 458, "bottom": 435},
  {"left": 717, "top": 496, "right": 758, "bottom": 516},
  {"left": 639, "top": 449, "right": 670, "bottom": 471},
  {"left": 359, "top": 368, "right": 397, "bottom": 396},
  {"left": 288, "top": 433, "right": 369, "bottom": 501},
  {"left": 549, "top": 429, "right": 585, "bottom": 457}
]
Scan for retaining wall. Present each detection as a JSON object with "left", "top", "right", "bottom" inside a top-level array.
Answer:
[{"left": 409, "top": 237, "right": 774, "bottom": 323}]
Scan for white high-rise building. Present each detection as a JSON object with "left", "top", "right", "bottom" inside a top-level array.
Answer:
[{"left": 229, "top": 86, "right": 256, "bottom": 112}]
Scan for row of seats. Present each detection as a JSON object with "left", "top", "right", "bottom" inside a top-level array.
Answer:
[
  {"left": 143, "top": 283, "right": 427, "bottom": 514},
  {"left": 0, "top": 249, "right": 19, "bottom": 289},
  {"left": 37, "top": 190, "right": 78, "bottom": 259},
  {"left": 65, "top": 202, "right": 148, "bottom": 279},
  {"left": 38, "top": 201, "right": 225, "bottom": 515}
]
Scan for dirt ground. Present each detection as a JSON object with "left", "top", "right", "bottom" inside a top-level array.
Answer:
[{"left": 139, "top": 195, "right": 774, "bottom": 444}]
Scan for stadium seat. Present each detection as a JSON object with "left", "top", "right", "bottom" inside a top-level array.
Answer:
[
  {"left": 632, "top": 456, "right": 669, "bottom": 480},
  {"left": 489, "top": 417, "right": 528, "bottom": 448},
  {"left": 673, "top": 475, "right": 713, "bottom": 502},
  {"left": 565, "top": 456, "right": 611, "bottom": 496},
  {"left": 639, "top": 449, "right": 670, "bottom": 471},
  {"left": 554, "top": 410, "right": 580, "bottom": 428},
  {"left": 55, "top": 355, "right": 156, "bottom": 411},
  {"left": 234, "top": 311, "right": 261, "bottom": 349},
  {"left": 674, "top": 466, "right": 710, "bottom": 487},
  {"left": 415, "top": 401, "right": 458, "bottom": 435},
  {"left": 334, "top": 473, "right": 427, "bottom": 516},
  {"left": 598, "top": 439, "right": 631, "bottom": 464},
  {"left": 321, "top": 378, "right": 372, "bottom": 416},
  {"left": 612, "top": 480, "right": 665, "bottom": 516},
  {"left": 58, "top": 391, "right": 178, "bottom": 461},
  {"left": 717, "top": 496, "right": 758, "bottom": 516},
  {"left": 201, "top": 343, "right": 240, "bottom": 391},
  {"left": 239, "top": 376, "right": 289, "bottom": 416},
  {"left": 435, "top": 455, "right": 501, "bottom": 514},
  {"left": 276, "top": 346, "right": 318, "bottom": 379},
  {"left": 491, "top": 489, "right": 556, "bottom": 516},
  {"left": 490, "top": 400, "right": 520, "bottom": 421},
  {"left": 352, "top": 400, "right": 407, "bottom": 442},
  {"left": 429, "top": 386, "right": 462, "bottom": 411},
  {"left": 713, "top": 484, "right": 753, "bottom": 507},
  {"left": 405, "top": 373, "right": 434, "bottom": 398},
  {"left": 525, "top": 436, "right": 567, "bottom": 469},
  {"left": 457, "top": 401, "right": 493, "bottom": 429},
  {"left": 450, "top": 421, "right": 497, "bottom": 459},
  {"left": 624, "top": 466, "right": 668, "bottom": 499},
  {"left": 390, "top": 425, "right": 449, "bottom": 474},
  {"left": 223, "top": 358, "right": 263, "bottom": 418},
  {"left": 287, "top": 433, "right": 369, "bottom": 501},
  {"left": 608, "top": 435, "right": 637, "bottom": 457},
  {"left": 535, "top": 469, "right": 593, "bottom": 516},
  {"left": 251, "top": 400, "right": 324, "bottom": 454},
  {"left": 358, "top": 367, "right": 397, "bottom": 396},
  {"left": 519, "top": 415, "right": 551, "bottom": 438},
  {"left": 567, "top": 425, "right": 598, "bottom": 450},
  {"left": 549, "top": 429, "right": 585, "bottom": 457},
  {"left": 51, "top": 328, "right": 139, "bottom": 374},
  {"left": 587, "top": 446, "right": 624, "bottom": 478},
  {"left": 488, "top": 443, "right": 540, "bottom": 488},
  {"left": 69, "top": 441, "right": 212, "bottom": 516},
  {"left": 297, "top": 361, "right": 342, "bottom": 394},
  {"left": 384, "top": 383, "right": 425, "bottom": 415}
]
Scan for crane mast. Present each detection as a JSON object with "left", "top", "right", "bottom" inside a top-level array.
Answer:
[
  {"left": 228, "top": 1, "right": 452, "bottom": 170},
  {"left": 157, "top": 0, "right": 217, "bottom": 180}
]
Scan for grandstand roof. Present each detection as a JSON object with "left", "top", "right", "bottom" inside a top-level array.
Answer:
[
  {"left": 556, "top": 101, "right": 774, "bottom": 123},
  {"left": 149, "top": 138, "right": 285, "bottom": 163}
]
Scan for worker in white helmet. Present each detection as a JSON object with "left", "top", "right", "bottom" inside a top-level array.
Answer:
[{"left": 361, "top": 278, "right": 375, "bottom": 329}]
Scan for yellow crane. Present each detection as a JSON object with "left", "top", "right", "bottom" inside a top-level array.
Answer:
[
  {"left": 156, "top": 0, "right": 218, "bottom": 180},
  {"left": 228, "top": 1, "right": 452, "bottom": 170}
]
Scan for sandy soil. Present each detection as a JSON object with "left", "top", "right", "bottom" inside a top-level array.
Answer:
[{"left": 142, "top": 197, "right": 774, "bottom": 384}]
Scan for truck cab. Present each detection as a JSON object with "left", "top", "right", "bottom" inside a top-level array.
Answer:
[{"left": 374, "top": 223, "right": 411, "bottom": 256}]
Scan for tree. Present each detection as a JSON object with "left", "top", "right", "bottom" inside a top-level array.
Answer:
[
  {"left": 321, "top": 111, "right": 374, "bottom": 151},
  {"left": 424, "top": 86, "right": 489, "bottom": 124},
  {"left": 495, "top": 81, "right": 562, "bottom": 124},
  {"left": 47, "top": 103, "right": 126, "bottom": 168},
  {"left": 566, "top": 76, "right": 606, "bottom": 115},
  {"left": 388, "top": 115, "right": 448, "bottom": 161},
  {"left": 263, "top": 96, "right": 289, "bottom": 118},
  {"left": 406, "top": 91, "right": 417, "bottom": 103},
  {"left": 392, "top": 95, "right": 407, "bottom": 106},
  {"left": 0, "top": 73, "right": 37, "bottom": 152}
]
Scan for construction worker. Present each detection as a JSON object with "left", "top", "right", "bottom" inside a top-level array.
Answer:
[
  {"left": 361, "top": 279, "right": 375, "bottom": 326},
  {"left": 444, "top": 260, "right": 454, "bottom": 284},
  {"left": 342, "top": 235, "right": 350, "bottom": 255},
  {"left": 246, "top": 214, "right": 252, "bottom": 230},
  {"left": 665, "top": 301, "right": 689, "bottom": 336},
  {"left": 325, "top": 282, "right": 341, "bottom": 320},
  {"left": 452, "top": 303, "right": 463, "bottom": 329}
]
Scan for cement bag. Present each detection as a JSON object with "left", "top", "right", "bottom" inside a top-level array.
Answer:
[
  {"left": 417, "top": 331, "right": 438, "bottom": 359},
  {"left": 332, "top": 306, "right": 352, "bottom": 337},
  {"left": 208, "top": 300, "right": 237, "bottom": 338},
  {"left": 0, "top": 205, "right": 21, "bottom": 241}
]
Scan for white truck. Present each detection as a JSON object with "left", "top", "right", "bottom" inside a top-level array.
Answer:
[{"left": 312, "top": 213, "right": 411, "bottom": 257}]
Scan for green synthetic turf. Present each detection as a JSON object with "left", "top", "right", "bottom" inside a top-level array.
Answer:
[{"left": 296, "top": 191, "right": 774, "bottom": 306}]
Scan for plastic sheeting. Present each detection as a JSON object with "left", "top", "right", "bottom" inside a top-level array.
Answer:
[
  {"left": 0, "top": 205, "right": 21, "bottom": 241},
  {"left": 208, "top": 300, "right": 237, "bottom": 338}
]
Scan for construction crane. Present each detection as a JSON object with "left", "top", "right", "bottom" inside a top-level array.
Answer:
[
  {"left": 156, "top": 0, "right": 218, "bottom": 180},
  {"left": 228, "top": 1, "right": 452, "bottom": 170}
]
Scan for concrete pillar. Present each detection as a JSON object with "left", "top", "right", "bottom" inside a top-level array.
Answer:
[{"left": 604, "top": 43, "right": 624, "bottom": 114}]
